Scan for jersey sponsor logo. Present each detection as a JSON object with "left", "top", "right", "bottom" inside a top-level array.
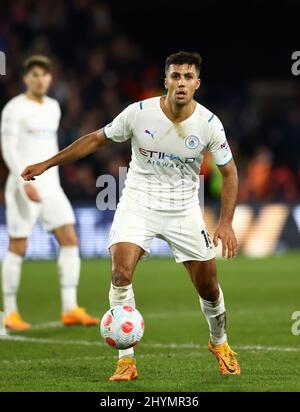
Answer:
[
  {"left": 139, "top": 147, "right": 195, "bottom": 167},
  {"left": 146, "top": 159, "right": 185, "bottom": 169},
  {"left": 144, "top": 129, "right": 156, "bottom": 139},
  {"left": 26, "top": 128, "right": 56, "bottom": 139},
  {"left": 185, "top": 135, "right": 200, "bottom": 149}
]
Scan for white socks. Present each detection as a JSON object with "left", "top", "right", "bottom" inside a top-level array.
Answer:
[
  {"left": 1, "top": 247, "right": 80, "bottom": 316},
  {"left": 58, "top": 246, "right": 80, "bottom": 313},
  {"left": 109, "top": 283, "right": 135, "bottom": 358},
  {"left": 1, "top": 251, "right": 23, "bottom": 316},
  {"left": 199, "top": 285, "right": 227, "bottom": 345}
]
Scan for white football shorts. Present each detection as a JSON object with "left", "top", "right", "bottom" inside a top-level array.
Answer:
[
  {"left": 5, "top": 179, "right": 76, "bottom": 238},
  {"left": 108, "top": 201, "right": 216, "bottom": 263}
]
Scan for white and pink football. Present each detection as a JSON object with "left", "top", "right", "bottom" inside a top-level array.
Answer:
[{"left": 100, "top": 305, "right": 145, "bottom": 350}]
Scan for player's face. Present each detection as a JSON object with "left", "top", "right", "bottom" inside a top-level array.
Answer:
[
  {"left": 164, "top": 64, "right": 200, "bottom": 106},
  {"left": 23, "top": 66, "right": 52, "bottom": 97}
]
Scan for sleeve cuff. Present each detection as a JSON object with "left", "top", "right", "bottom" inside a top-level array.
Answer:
[
  {"left": 103, "top": 126, "right": 110, "bottom": 140},
  {"left": 216, "top": 157, "right": 233, "bottom": 167}
]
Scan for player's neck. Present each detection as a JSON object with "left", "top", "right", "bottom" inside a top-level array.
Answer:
[
  {"left": 161, "top": 95, "right": 196, "bottom": 123},
  {"left": 25, "top": 91, "right": 45, "bottom": 104}
]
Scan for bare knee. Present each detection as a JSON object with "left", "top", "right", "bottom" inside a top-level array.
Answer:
[
  {"left": 55, "top": 225, "right": 78, "bottom": 246},
  {"left": 199, "top": 281, "right": 219, "bottom": 302},
  {"left": 185, "top": 260, "right": 219, "bottom": 302},
  {"left": 111, "top": 262, "right": 133, "bottom": 287},
  {"left": 109, "top": 243, "right": 143, "bottom": 287},
  {"left": 9, "top": 238, "right": 27, "bottom": 257}
]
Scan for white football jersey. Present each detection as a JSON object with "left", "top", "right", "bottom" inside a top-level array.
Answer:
[
  {"left": 104, "top": 96, "right": 233, "bottom": 210},
  {"left": 1, "top": 93, "right": 61, "bottom": 197}
]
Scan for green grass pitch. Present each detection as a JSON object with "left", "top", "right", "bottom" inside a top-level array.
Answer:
[{"left": 0, "top": 254, "right": 300, "bottom": 392}]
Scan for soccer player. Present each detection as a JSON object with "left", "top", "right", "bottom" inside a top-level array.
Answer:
[
  {"left": 21, "top": 51, "right": 240, "bottom": 378},
  {"left": 1, "top": 55, "right": 99, "bottom": 330}
]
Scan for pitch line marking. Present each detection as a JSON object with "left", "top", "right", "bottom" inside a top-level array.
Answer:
[
  {"left": 30, "top": 321, "right": 62, "bottom": 330},
  {"left": 28, "top": 313, "right": 200, "bottom": 330},
  {"left": 21, "top": 308, "right": 286, "bottom": 330},
  {"left": 0, "top": 335, "right": 299, "bottom": 353},
  {"left": 16, "top": 306, "right": 285, "bottom": 331},
  {"left": 0, "top": 352, "right": 207, "bottom": 366}
]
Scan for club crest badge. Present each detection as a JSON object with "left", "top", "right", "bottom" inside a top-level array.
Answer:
[{"left": 185, "top": 135, "right": 200, "bottom": 149}]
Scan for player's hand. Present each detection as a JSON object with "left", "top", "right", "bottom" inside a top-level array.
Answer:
[
  {"left": 213, "top": 223, "right": 238, "bottom": 259},
  {"left": 23, "top": 183, "right": 41, "bottom": 202},
  {"left": 21, "top": 162, "right": 48, "bottom": 181}
]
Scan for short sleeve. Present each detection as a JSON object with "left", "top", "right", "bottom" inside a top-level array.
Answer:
[
  {"left": 207, "top": 116, "right": 233, "bottom": 167},
  {"left": 103, "top": 103, "right": 137, "bottom": 143},
  {"left": 0, "top": 103, "right": 23, "bottom": 178},
  {"left": 54, "top": 100, "right": 61, "bottom": 122},
  {"left": 1, "top": 103, "right": 19, "bottom": 138}
]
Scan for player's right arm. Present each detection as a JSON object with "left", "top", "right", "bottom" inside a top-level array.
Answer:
[
  {"left": 1, "top": 103, "right": 24, "bottom": 179},
  {"left": 21, "top": 103, "right": 136, "bottom": 181},
  {"left": 1, "top": 102, "right": 41, "bottom": 201},
  {"left": 21, "top": 128, "right": 110, "bottom": 181}
]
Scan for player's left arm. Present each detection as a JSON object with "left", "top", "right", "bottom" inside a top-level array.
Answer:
[{"left": 213, "top": 159, "right": 238, "bottom": 259}]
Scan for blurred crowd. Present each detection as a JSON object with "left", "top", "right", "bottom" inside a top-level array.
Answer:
[{"left": 0, "top": 0, "right": 299, "bottom": 205}]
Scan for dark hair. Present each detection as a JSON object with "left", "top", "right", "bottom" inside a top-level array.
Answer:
[
  {"left": 165, "top": 51, "right": 202, "bottom": 76},
  {"left": 23, "top": 55, "right": 52, "bottom": 74}
]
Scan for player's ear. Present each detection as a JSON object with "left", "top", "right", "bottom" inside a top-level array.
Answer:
[
  {"left": 164, "top": 78, "right": 168, "bottom": 90},
  {"left": 196, "top": 78, "right": 201, "bottom": 90},
  {"left": 23, "top": 74, "right": 28, "bottom": 87}
]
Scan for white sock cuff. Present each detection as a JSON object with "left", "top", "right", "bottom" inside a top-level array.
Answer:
[
  {"left": 59, "top": 245, "right": 79, "bottom": 258},
  {"left": 58, "top": 246, "right": 80, "bottom": 287},
  {"left": 119, "top": 348, "right": 135, "bottom": 358},
  {"left": 109, "top": 283, "right": 136, "bottom": 359},
  {"left": 109, "top": 283, "right": 134, "bottom": 307},
  {"left": 6, "top": 251, "right": 23, "bottom": 264},
  {"left": 199, "top": 285, "right": 225, "bottom": 317},
  {"left": 2, "top": 251, "right": 23, "bottom": 296}
]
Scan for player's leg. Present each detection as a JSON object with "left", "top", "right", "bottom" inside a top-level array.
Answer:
[
  {"left": 54, "top": 224, "right": 79, "bottom": 312},
  {"left": 106, "top": 200, "right": 158, "bottom": 381},
  {"left": 40, "top": 188, "right": 97, "bottom": 325},
  {"left": 183, "top": 258, "right": 226, "bottom": 343},
  {"left": 54, "top": 224, "right": 99, "bottom": 326},
  {"left": 1, "top": 238, "right": 31, "bottom": 330},
  {"left": 2, "top": 182, "right": 38, "bottom": 330},
  {"left": 183, "top": 259, "right": 240, "bottom": 375},
  {"left": 162, "top": 205, "right": 240, "bottom": 375},
  {"left": 108, "top": 242, "right": 145, "bottom": 381}
]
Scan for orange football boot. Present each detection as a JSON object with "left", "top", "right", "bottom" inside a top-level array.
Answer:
[
  {"left": 4, "top": 312, "right": 31, "bottom": 331},
  {"left": 208, "top": 340, "right": 241, "bottom": 375},
  {"left": 61, "top": 307, "right": 99, "bottom": 326},
  {"left": 109, "top": 357, "right": 138, "bottom": 381}
]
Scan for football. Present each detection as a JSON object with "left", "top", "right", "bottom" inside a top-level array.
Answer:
[{"left": 100, "top": 305, "right": 145, "bottom": 349}]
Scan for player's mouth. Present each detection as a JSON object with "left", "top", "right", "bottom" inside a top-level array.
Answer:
[{"left": 176, "top": 90, "right": 187, "bottom": 99}]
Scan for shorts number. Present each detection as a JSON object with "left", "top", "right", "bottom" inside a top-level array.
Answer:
[{"left": 201, "top": 229, "right": 212, "bottom": 249}]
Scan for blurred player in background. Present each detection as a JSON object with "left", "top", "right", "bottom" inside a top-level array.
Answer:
[
  {"left": 21, "top": 52, "right": 240, "bottom": 379},
  {"left": 0, "top": 55, "right": 99, "bottom": 330}
]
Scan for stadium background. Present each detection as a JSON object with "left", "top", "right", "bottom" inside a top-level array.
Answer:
[
  {"left": 0, "top": 0, "right": 300, "bottom": 259},
  {"left": 0, "top": 0, "right": 300, "bottom": 393}
]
